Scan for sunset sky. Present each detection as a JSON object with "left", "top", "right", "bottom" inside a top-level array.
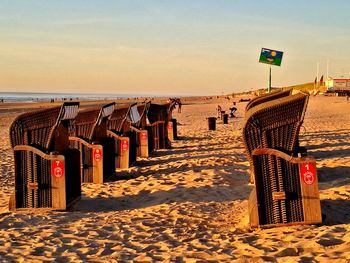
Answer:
[{"left": 1, "top": 0, "right": 350, "bottom": 96}]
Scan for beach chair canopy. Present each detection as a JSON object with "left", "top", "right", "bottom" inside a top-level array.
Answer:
[
  {"left": 245, "top": 89, "right": 292, "bottom": 112},
  {"left": 108, "top": 104, "right": 133, "bottom": 133},
  {"left": 128, "top": 103, "right": 142, "bottom": 125},
  {"left": 243, "top": 92, "right": 309, "bottom": 164},
  {"left": 10, "top": 102, "right": 79, "bottom": 150},
  {"left": 73, "top": 102, "right": 115, "bottom": 141},
  {"left": 147, "top": 103, "right": 172, "bottom": 123},
  {"left": 128, "top": 101, "right": 151, "bottom": 128}
]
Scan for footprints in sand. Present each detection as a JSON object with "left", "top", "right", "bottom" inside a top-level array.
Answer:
[{"left": 0, "top": 98, "right": 350, "bottom": 261}]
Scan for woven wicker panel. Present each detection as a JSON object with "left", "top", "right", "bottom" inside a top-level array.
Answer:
[
  {"left": 73, "top": 108, "right": 100, "bottom": 140},
  {"left": 147, "top": 103, "right": 170, "bottom": 123},
  {"left": 100, "top": 137, "right": 116, "bottom": 177},
  {"left": 73, "top": 103, "right": 114, "bottom": 141},
  {"left": 152, "top": 124, "right": 160, "bottom": 150},
  {"left": 10, "top": 106, "right": 61, "bottom": 149},
  {"left": 108, "top": 106, "right": 130, "bottom": 132},
  {"left": 243, "top": 92, "right": 309, "bottom": 165},
  {"left": 158, "top": 123, "right": 166, "bottom": 149},
  {"left": 146, "top": 126, "right": 155, "bottom": 153},
  {"left": 252, "top": 153, "right": 304, "bottom": 226},
  {"left": 126, "top": 131, "right": 137, "bottom": 165},
  {"left": 63, "top": 149, "right": 81, "bottom": 203},
  {"left": 14, "top": 151, "right": 52, "bottom": 208},
  {"left": 245, "top": 89, "right": 292, "bottom": 112}
]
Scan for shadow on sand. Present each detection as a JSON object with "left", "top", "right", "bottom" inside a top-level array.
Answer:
[
  {"left": 73, "top": 183, "right": 251, "bottom": 213},
  {"left": 321, "top": 199, "right": 350, "bottom": 225}
]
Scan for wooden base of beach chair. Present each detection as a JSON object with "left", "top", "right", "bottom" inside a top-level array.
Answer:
[
  {"left": 249, "top": 148, "right": 322, "bottom": 228},
  {"left": 147, "top": 121, "right": 167, "bottom": 150},
  {"left": 69, "top": 137, "right": 103, "bottom": 184},
  {"left": 130, "top": 127, "right": 149, "bottom": 158},
  {"left": 117, "top": 136, "right": 130, "bottom": 169},
  {"left": 168, "top": 121, "right": 174, "bottom": 142},
  {"left": 11, "top": 147, "right": 81, "bottom": 211},
  {"left": 107, "top": 131, "right": 130, "bottom": 170},
  {"left": 138, "top": 130, "right": 149, "bottom": 158}
]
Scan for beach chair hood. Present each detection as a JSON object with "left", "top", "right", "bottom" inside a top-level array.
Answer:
[{"left": 10, "top": 102, "right": 79, "bottom": 150}]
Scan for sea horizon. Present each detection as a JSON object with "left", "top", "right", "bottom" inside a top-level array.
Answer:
[{"left": 0, "top": 91, "right": 184, "bottom": 103}]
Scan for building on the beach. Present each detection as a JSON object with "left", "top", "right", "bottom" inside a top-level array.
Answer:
[{"left": 325, "top": 78, "right": 350, "bottom": 95}]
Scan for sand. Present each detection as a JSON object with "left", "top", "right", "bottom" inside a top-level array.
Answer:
[{"left": 0, "top": 95, "right": 349, "bottom": 262}]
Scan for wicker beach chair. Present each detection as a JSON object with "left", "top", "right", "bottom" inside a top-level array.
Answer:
[
  {"left": 107, "top": 104, "right": 135, "bottom": 169},
  {"left": 245, "top": 89, "right": 292, "bottom": 112},
  {"left": 9, "top": 102, "right": 81, "bottom": 211},
  {"left": 127, "top": 102, "right": 150, "bottom": 158},
  {"left": 147, "top": 102, "right": 176, "bottom": 150},
  {"left": 249, "top": 148, "right": 322, "bottom": 228},
  {"left": 167, "top": 100, "right": 179, "bottom": 141},
  {"left": 243, "top": 92, "right": 322, "bottom": 227},
  {"left": 243, "top": 92, "right": 309, "bottom": 173},
  {"left": 69, "top": 103, "right": 115, "bottom": 183}
]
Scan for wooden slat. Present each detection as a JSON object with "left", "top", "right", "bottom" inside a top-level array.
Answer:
[
  {"left": 50, "top": 155, "right": 66, "bottom": 210},
  {"left": 139, "top": 130, "right": 149, "bottom": 158},
  {"left": 92, "top": 145, "right": 103, "bottom": 184},
  {"left": 299, "top": 162, "right": 322, "bottom": 223},
  {"left": 248, "top": 189, "right": 259, "bottom": 228}
]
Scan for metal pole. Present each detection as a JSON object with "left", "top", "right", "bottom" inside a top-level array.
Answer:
[
  {"left": 317, "top": 62, "right": 319, "bottom": 89},
  {"left": 268, "top": 65, "right": 272, "bottom": 93}
]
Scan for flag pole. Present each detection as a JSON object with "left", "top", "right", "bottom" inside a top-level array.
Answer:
[
  {"left": 317, "top": 62, "right": 319, "bottom": 89},
  {"left": 268, "top": 65, "right": 272, "bottom": 93}
]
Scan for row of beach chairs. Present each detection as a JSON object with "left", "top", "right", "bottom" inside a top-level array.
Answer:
[
  {"left": 243, "top": 89, "right": 322, "bottom": 228},
  {"left": 9, "top": 101, "right": 178, "bottom": 211}
]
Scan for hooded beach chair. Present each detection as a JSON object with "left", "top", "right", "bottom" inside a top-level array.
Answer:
[
  {"left": 9, "top": 102, "right": 81, "bottom": 211},
  {"left": 69, "top": 103, "right": 115, "bottom": 183},
  {"left": 167, "top": 100, "right": 178, "bottom": 141},
  {"left": 106, "top": 104, "right": 137, "bottom": 169},
  {"left": 243, "top": 92, "right": 309, "bottom": 174},
  {"left": 127, "top": 102, "right": 150, "bottom": 158},
  {"left": 146, "top": 102, "right": 176, "bottom": 150},
  {"left": 242, "top": 92, "right": 321, "bottom": 228}
]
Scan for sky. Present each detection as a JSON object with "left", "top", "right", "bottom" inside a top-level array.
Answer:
[{"left": 1, "top": 0, "right": 350, "bottom": 96}]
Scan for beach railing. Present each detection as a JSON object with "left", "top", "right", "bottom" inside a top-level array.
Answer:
[
  {"left": 249, "top": 148, "right": 322, "bottom": 228},
  {"left": 9, "top": 102, "right": 81, "bottom": 211},
  {"left": 69, "top": 103, "right": 115, "bottom": 183}
]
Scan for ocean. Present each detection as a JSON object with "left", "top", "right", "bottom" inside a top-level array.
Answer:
[{"left": 0, "top": 92, "right": 144, "bottom": 103}]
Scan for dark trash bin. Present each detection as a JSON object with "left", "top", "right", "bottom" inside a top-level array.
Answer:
[
  {"left": 208, "top": 117, "right": 217, "bottom": 130},
  {"left": 223, "top": 114, "right": 229, "bottom": 124},
  {"left": 171, "top": 118, "right": 178, "bottom": 139},
  {"left": 220, "top": 110, "right": 225, "bottom": 119}
]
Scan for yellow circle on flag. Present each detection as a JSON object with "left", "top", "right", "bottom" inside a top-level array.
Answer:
[{"left": 271, "top": 51, "right": 276, "bottom": 57}]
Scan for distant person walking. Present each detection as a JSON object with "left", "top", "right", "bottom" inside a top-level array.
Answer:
[
  {"left": 230, "top": 106, "right": 237, "bottom": 118},
  {"left": 216, "top": 105, "right": 222, "bottom": 118},
  {"left": 177, "top": 99, "right": 182, "bottom": 113}
]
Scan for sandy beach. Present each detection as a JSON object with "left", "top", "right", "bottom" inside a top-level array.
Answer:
[{"left": 0, "top": 94, "right": 349, "bottom": 262}]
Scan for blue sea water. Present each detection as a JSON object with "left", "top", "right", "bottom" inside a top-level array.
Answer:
[{"left": 0, "top": 92, "right": 144, "bottom": 103}]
